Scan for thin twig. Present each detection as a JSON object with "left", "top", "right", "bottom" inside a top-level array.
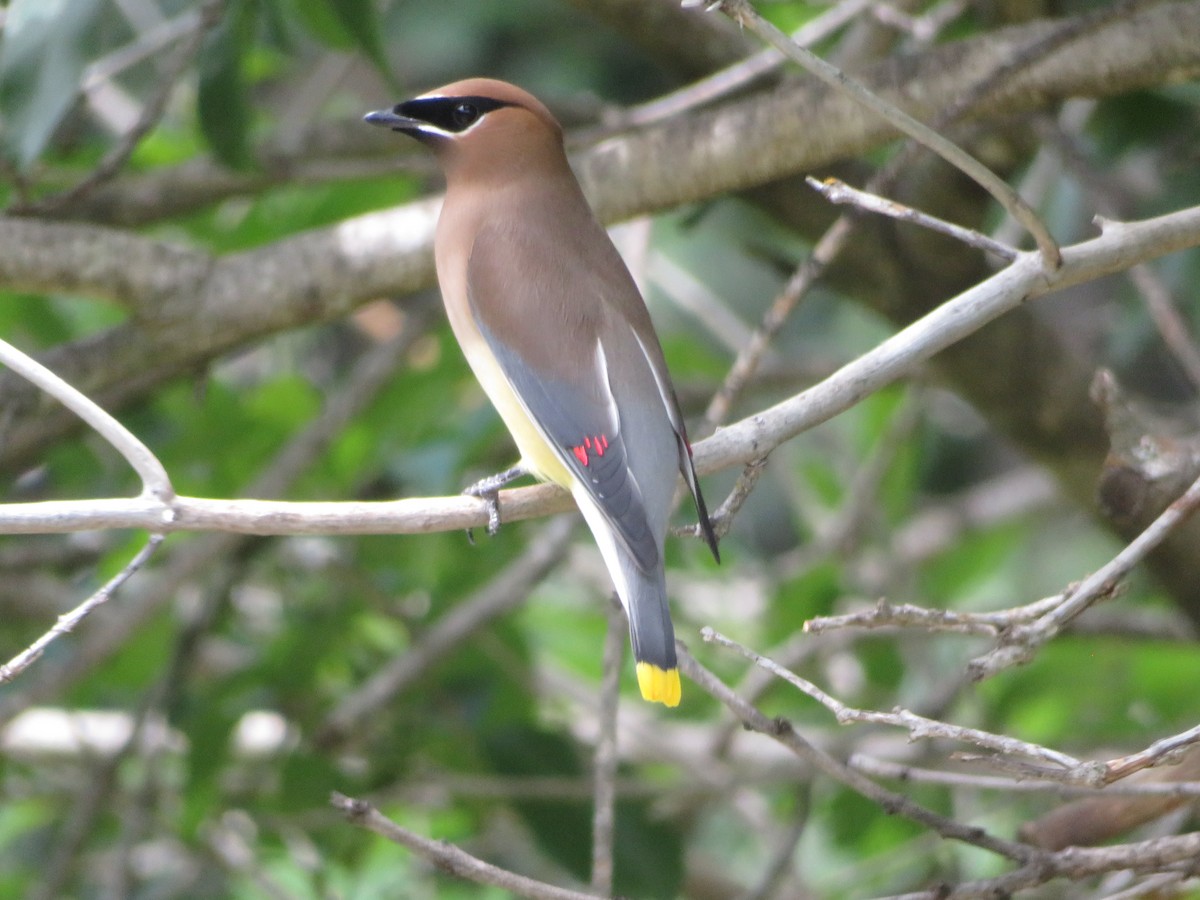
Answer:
[
  {"left": 0, "top": 535, "right": 162, "bottom": 685},
  {"left": 1106, "top": 723, "right": 1200, "bottom": 783},
  {"left": 882, "top": 832, "right": 1200, "bottom": 899},
  {"left": 1130, "top": 262, "right": 1200, "bottom": 390},
  {"left": 1099, "top": 873, "right": 1198, "bottom": 900},
  {"left": 316, "top": 517, "right": 575, "bottom": 748},
  {"left": 625, "top": 0, "right": 871, "bottom": 127},
  {"left": 700, "top": 456, "right": 768, "bottom": 540},
  {"left": 710, "top": 627, "right": 852, "bottom": 759},
  {"left": 331, "top": 792, "right": 602, "bottom": 900},
  {"left": 682, "top": 646, "right": 1200, "bottom": 896},
  {"left": 702, "top": 628, "right": 1099, "bottom": 781},
  {"left": 1, "top": 207, "right": 1198, "bottom": 541},
  {"left": 805, "top": 593, "right": 1065, "bottom": 636},
  {"left": 702, "top": 214, "right": 856, "bottom": 430},
  {"left": 698, "top": 0, "right": 1061, "bottom": 268},
  {"left": 697, "top": 0, "right": 976, "bottom": 435},
  {"left": 590, "top": 597, "right": 625, "bottom": 895},
  {"left": 813, "top": 596, "right": 1192, "bottom": 645},
  {"left": 701, "top": 0, "right": 1125, "bottom": 433},
  {"left": 11, "top": 0, "right": 225, "bottom": 216},
  {"left": 81, "top": 10, "right": 204, "bottom": 92},
  {"left": 695, "top": 206, "right": 1200, "bottom": 486},
  {"left": 0, "top": 313, "right": 432, "bottom": 722},
  {"left": 0, "top": 338, "right": 173, "bottom": 502},
  {"left": 853, "top": 755, "right": 1200, "bottom": 798},
  {"left": 1037, "top": 102, "right": 1200, "bottom": 390},
  {"left": 741, "top": 796, "right": 808, "bottom": 900},
  {"left": 807, "top": 177, "right": 1018, "bottom": 261},
  {"left": 675, "top": 645, "right": 1035, "bottom": 862},
  {"left": 970, "top": 467, "right": 1200, "bottom": 680}
]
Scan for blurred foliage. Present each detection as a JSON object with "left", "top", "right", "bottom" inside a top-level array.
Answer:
[
  {"left": 1, "top": 0, "right": 1199, "bottom": 898},
  {"left": 0, "top": 0, "right": 107, "bottom": 168}
]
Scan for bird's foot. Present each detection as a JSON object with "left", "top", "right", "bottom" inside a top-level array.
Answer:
[{"left": 463, "top": 464, "right": 526, "bottom": 539}]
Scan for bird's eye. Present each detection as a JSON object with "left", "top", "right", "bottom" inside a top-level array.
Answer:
[{"left": 452, "top": 102, "right": 479, "bottom": 129}]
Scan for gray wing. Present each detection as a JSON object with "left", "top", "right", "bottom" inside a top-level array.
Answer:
[{"left": 466, "top": 222, "right": 665, "bottom": 572}]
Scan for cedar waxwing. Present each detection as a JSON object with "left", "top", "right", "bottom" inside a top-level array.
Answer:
[{"left": 365, "top": 79, "right": 719, "bottom": 707}]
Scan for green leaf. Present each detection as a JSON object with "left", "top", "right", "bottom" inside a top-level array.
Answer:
[
  {"left": 0, "top": 0, "right": 104, "bottom": 168},
  {"left": 324, "top": 0, "right": 392, "bottom": 82},
  {"left": 281, "top": 0, "right": 353, "bottom": 49},
  {"left": 270, "top": 0, "right": 393, "bottom": 83},
  {"left": 197, "top": 2, "right": 256, "bottom": 169}
]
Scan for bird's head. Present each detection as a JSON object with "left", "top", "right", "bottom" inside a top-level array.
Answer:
[{"left": 365, "top": 78, "right": 565, "bottom": 181}]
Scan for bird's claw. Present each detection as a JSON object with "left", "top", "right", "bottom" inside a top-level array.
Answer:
[
  {"left": 463, "top": 483, "right": 503, "bottom": 537},
  {"left": 462, "top": 464, "right": 525, "bottom": 540}
]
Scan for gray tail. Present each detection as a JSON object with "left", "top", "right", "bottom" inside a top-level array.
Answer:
[
  {"left": 613, "top": 544, "right": 681, "bottom": 706},
  {"left": 574, "top": 491, "right": 681, "bottom": 705}
]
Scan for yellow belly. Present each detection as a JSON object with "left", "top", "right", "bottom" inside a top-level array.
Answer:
[
  {"left": 469, "top": 346, "right": 573, "bottom": 487},
  {"left": 447, "top": 311, "right": 573, "bottom": 488}
]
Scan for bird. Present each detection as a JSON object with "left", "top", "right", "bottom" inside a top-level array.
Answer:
[{"left": 365, "top": 78, "right": 719, "bottom": 707}]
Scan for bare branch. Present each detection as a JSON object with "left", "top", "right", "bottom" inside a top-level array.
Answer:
[
  {"left": 1021, "top": 746, "right": 1200, "bottom": 851},
  {"left": 680, "top": 643, "right": 1200, "bottom": 896},
  {"left": 884, "top": 832, "right": 1200, "bottom": 899},
  {"left": 2, "top": 206, "right": 1198, "bottom": 540},
  {"left": 1131, "top": 261, "right": 1200, "bottom": 391},
  {"left": 9, "top": 0, "right": 225, "bottom": 216},
  {"left": 702, "top": 212, "right": 855, "bottom": 430},
  {"left": 970, "top": 465, "right": 1200, "bottom": 679},
  {"left": 698, "top": 2, "right": 1185, "bottom": 542},
  {"left": 2, "top": 4, "right": 1197, "bottom": 473},
  {"left": 331, "top": 792, "right": 602, "bottom": 900},
  {"left": 590, "top": 597, "right": 625, "bottom": 895},
  {"left": 675, "top": 644, "right": 1034, "bottom": 862},
  {"left": 0, "top": 337, "right": 173, "bottom": 501},
  {"left": 853, "top": 755, "right": 1200, "bottom": 799},
  {"left": 807, "top": 176, "right": 1018, "bottom": 261},
  {"left": 624, "top": 0, "right": 871, "bottom": 127},
  {"left": 1106, "top": 724, "right": 1200, "bottom": 783},
  {"left": 315, "top": 518, "right": 575, "bottom": 747},
  {"left": 0, "top": 536, "right": 162, "bottom": 685},
  {"left": 702, "top": 627, "right": 1102, "bottom": 781},
  {"left": 45, "top": 124, "right": 427, "bottom": 228},
  {"left": 805, "top": 594, "right": 1064, "bottom": 637},
  {"left": 0, "top": 315, "right": 430, "bottom": 718},
  {"left": 699, "top": 206, "right": 1200, "bottom": 478},
  {"left": 696, "top": 0, "right": 1061, "bottom": 267},
  {"left": 698, "top": 455, "right": 768, "bottom": 541}
]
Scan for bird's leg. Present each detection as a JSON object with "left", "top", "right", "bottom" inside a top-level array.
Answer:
[{"left": 463, "top": 463, "right": 527, "bottom": 538}]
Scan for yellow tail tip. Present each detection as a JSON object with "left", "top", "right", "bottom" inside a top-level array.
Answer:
[{"left": 636, "top": 662, "right": 681, "bottom": 707}]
